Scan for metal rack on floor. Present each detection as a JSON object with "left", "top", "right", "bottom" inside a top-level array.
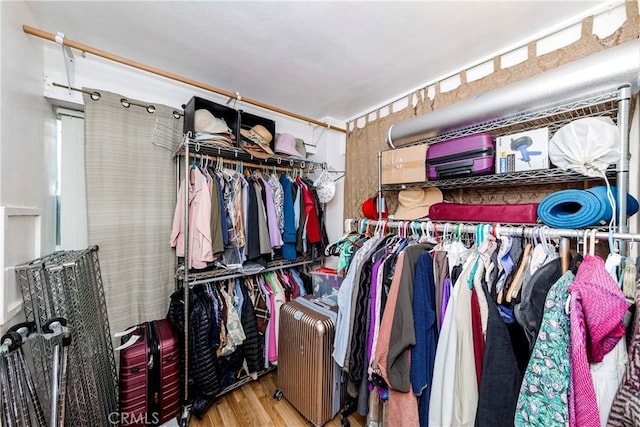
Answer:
[{"left": 14, "top": 246, "right": 118, "bottom": 427}]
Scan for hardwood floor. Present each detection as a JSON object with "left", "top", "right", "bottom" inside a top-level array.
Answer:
[{"left": 189, "top": 370, "right": 366, "bottom": 427}]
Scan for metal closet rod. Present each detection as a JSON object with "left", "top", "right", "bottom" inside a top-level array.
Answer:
[
  {"left": 346, "top": 219, "right": 640, "bottom": 242},
  {"left": 186, "top": 152, "right": 314, "bottom": 173},
  {"left": 186, "top": 259, "right": 315, "bottom": 288},
  {"left": 23, "top": 25, "right": 346, "bottom": 134}
]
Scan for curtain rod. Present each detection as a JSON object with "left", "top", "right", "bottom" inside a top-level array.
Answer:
[
  {"left": 52, "top": 82, "right": 185, "bottom": 117},
  {"left": 24, "top": 25, "right": 346, "bottom": 134}
]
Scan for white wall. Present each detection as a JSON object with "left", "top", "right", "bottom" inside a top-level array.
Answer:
[{"left": 1, "top": 2, "right": 57, "bottom": 330}]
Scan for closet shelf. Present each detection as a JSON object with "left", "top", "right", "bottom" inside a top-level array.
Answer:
[
  {"left": 180, "top": 141, "right": 325, "bottom": 171},
  {"left": 382, "top": 167, "right": 617, "bottom": 191},
  {"left": 176, "top": 257, "right": 316, "bottom": 285},
  {"left": 398, "top": 90, "right": 621, "bottom": 148}
]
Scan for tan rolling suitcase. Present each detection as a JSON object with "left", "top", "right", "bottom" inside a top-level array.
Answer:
[{"left": 275, "top": 297, "right": 345, "bottom": 426}]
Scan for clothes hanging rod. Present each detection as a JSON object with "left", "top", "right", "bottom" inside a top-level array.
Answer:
[
  {"left": 186, "top": 152, "right": 315, "bottom": 173},
  {"left": 346, "top": 219, "right": 640, "bottom": 243},
  {"left": 24, "top": 25, "right": 346, "bottom": 134},
  {"left": 185, "top": 259, "right": 315, "bottom": 288}
]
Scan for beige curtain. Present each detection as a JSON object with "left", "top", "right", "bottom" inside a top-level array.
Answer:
[
  {"left": 344, "top": 0, "right": 640, "bottom": 220},
  {"left": 83, "top": 89, "right": 181, "bottom": 344}
]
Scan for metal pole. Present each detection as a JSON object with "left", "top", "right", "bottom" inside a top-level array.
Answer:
[
  {"left": 17, "top": 351, "right": 46, "bottom": 427},
  {"left": 182, "top": 138, "right": 191, "bottom": 420},
  {"left": 559, "top": 237, "right": 571, "bottom": 273},
  {"left": 377, "top": 151, "right": 384, "bottom": 221},
  {"left": 617, "top": 85, "right": 631, "bottom": 256},
  {"left": 49, "top": 344, "right": 60, "bottom": 427},
  {"left": 57, "top": 333, "right": 71, "bottom": 427},
  {"left": 0, "top": 355, "right": 16, "bottom": 427},
  {"left": 344, "top": 218, "right": 640, "bottom": 242}
]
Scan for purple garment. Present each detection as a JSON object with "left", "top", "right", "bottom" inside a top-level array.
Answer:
[
  {"left": 260, "top": 178, "right": 283, "bottom": 249},
  {"left": 367, "top": 258, "right": 385, "bottom": 366},
  {"left": 440, "top": 278, "right": 452, "bottom": 330}
]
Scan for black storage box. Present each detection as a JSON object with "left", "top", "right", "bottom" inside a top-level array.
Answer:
[
  {"left": 239, "top": 110, "right": 276, "bottom": 154},
  {"left": 183, "top": 96, "right": 240, "bottom": 144}
]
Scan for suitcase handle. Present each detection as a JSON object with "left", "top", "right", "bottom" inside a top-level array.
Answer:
[
  {"left": 114, "top": 334, "right": 142, "bottom": 352},
  {"left": 436, "top": 160, "right": 474, "bottom": 178},
  {"left": 114, "top": 325, "right": 140, "bottom": 338}
]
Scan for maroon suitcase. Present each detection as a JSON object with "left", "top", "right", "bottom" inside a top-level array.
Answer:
[
  {"left": 119, "top": 319, "right": 180, "bottom": 426},
  {"left": 426, "top": 133, "right": 495, "bottom": 179}
]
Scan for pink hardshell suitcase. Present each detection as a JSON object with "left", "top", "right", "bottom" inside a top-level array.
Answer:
[{"left": 426, "top": 133, "right": 495, "bottom": 180}]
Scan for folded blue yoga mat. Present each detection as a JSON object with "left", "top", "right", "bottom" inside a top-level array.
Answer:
[{"left": 538, "top": 186, "right": 639, "bottom": 229}]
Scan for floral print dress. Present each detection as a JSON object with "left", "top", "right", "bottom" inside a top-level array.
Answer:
[{"left": 515, "top": 271, "right": 575, "bottom": 426}]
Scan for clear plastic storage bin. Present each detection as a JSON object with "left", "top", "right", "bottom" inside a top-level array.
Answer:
[{"left": 311, "top": 268, "right": 344, "bottom": 306}]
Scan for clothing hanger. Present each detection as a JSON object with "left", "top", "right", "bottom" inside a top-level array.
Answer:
[{"left": 505, "top": 240, "right": 533, "bottom": 303}]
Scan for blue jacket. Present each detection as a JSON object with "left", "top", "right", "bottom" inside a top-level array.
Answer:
[
  {"left": 279, "top": 174, "right": 297, "bottom": 260},
  {"left": 411, "top": 251, "right": 437, "bottom": 426}
]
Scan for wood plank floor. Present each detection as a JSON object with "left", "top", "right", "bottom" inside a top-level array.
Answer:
[{"left": 189, "top": 370, "right": 365, "bottom": 427}]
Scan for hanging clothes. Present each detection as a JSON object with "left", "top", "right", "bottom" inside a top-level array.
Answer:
[
  {"left": 608, "top": 286, "right": 640, "bottom": 426},
  {"left": 279, "top": 173, "right": 298, "bottom": 260},
  {"left": 515, "top": 271, "right": 574, "bottom": 426},
  {"left": 388, "top": 244, "right": 432, "bottom": 392},
  {"left": 260, "top": 176, "right": 283, "bottom": 249},
  {"left": 569, "top": 255, "right": 630, "bottom": 427},
  {"left": 515, "top": 257, "right": 563, "bottom": 350},
  {"left": 433, "top": 251, "right": 449, "bottom": 330},
  {"left": 429, "top": 256, "right": 467, "bottom": 427},
  {"left": 373, "top": 251, "right": 421, "bottom": 427},
  {"left": 170, "top": 168, "right": 216, "bottom": 269},
  {"left": 411, "top": 251, "right": 438, "bottom": 427},
  {"left": 245, "top": 178, "right": 262, "bottom": 261},
  {"left": 476, "top": 277, "right": 523, "bottom": 427},
  {"left": 252, "top": 180, "right": 272, "bottom": 257},
  {"left": 334, "top": 234, "right": 385, "bottom": 369}
]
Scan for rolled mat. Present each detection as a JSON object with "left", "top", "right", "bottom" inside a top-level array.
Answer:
[{"left": 538, "top": 186, "right": 639, "bottom": 228}]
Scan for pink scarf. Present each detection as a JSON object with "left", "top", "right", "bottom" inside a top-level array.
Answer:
[{"left": 569, "top": 254, "right": 629, "bottom": 427}]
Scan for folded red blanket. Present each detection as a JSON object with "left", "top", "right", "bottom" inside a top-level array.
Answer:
[{"left": 428, "top": 202, "right": 539, "bottom": 224}]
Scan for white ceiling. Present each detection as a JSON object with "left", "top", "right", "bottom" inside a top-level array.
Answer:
[{"left": 26, "top": 1, "right": 608, "bottom": 122}]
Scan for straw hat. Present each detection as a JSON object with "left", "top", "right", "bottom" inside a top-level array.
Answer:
[
  {"left": 240, "top": 125, "right": 274, "bottom": 155},
  {"left": 393, "top": 187, "right": 443, "bottom": 220}
]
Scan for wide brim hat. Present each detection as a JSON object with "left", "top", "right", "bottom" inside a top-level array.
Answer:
[
  {"left": 241, "top": 141, "right": 274, "bottom": 160},
  {"left": 240, "top": 125, "right": 274, "bottom": 155},
  {"left": 393, "top": 187, "right": 443, "bottom": 220},
  {"left": 194, "top": 109, "right": 233, "bottom": 135},
  {"left": 275, "top": 133, "right": 303, "bottom": 158},
  {"left": 194, "top": 133, "right": 234, "bottom": 147}
]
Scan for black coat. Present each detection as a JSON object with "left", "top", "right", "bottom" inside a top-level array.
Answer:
[{"left": 167, "top": 288, "right": 221, "bottom": 417}]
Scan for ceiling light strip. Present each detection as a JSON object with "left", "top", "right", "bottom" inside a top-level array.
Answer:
[{"left": 23, "top": 25, "right": 346, "bottom": 134}]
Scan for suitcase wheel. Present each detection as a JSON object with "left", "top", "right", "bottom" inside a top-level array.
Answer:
[{"left": 273, "top": 389, "right": 283, "bottom": 401}]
